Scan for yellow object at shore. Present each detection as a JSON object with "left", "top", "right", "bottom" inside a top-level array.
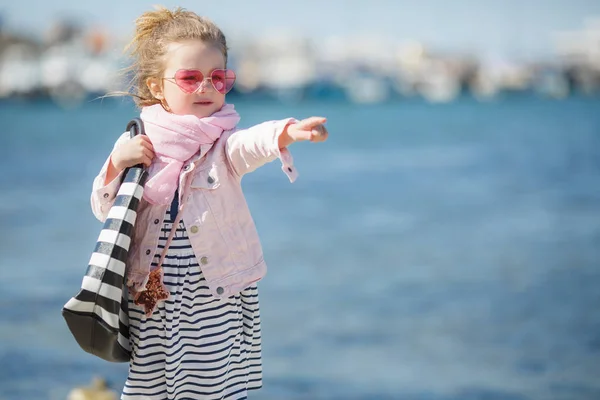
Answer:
[{"left": 67, "top": 377, "right": 117, "bottom": 400}]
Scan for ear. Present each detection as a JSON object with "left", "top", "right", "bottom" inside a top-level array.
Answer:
[{"left": 146, "top": 77, "right": 164, "bottom": 100}]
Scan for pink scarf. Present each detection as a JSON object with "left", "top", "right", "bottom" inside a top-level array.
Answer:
[{"left": 139, "top": 103, "right": 240, "bottom": 205}]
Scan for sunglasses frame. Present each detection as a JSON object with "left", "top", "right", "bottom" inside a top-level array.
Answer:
[{"left": 162, "top": 68, "right": 236, "bottom": 94}]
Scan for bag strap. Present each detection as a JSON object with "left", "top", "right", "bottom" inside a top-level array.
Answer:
[{"left": 155, "top": 203, "right": 186, "bottom": 271}]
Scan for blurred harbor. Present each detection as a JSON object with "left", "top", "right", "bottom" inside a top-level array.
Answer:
[
  {"left": 1, "top": 15, "right": 600, "bottom": 106},
  {"left": 2, "top": 3, "right": 600, "bottom": 400}
]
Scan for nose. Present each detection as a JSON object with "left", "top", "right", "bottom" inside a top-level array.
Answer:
[{"left": 196, "top": 78, "right": 213, "bottom": 93}]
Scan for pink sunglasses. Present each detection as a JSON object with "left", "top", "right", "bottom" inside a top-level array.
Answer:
[{"left": 163, "top": 68, "right": 236, "bottom": 94}]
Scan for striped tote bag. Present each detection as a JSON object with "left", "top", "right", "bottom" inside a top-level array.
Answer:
[{"left": 62, "top": 118, "right": 147, "bottom": 363}]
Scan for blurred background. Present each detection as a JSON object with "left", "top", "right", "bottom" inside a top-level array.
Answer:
[{"left": 1, "top": 0, "right": 600, "bottom": 399}]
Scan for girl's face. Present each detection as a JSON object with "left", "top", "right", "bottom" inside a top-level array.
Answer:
[{"left": 148, "top": 40, "right": 228, "bottom": 119}]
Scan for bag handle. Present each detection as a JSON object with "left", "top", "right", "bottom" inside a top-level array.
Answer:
[
  {"left": 127, "top": 118, "right": 144, "bottom": 138},
  {"left": 126, "top": 118, "right": 147, "bottom": 169}
]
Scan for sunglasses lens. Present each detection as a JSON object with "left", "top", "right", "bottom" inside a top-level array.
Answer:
[
  {"left": 174, "top": 70, "right": 204, "bottom": 93},
  {"left": 211, "top": 69, "right": 236, "bottom": 94}
]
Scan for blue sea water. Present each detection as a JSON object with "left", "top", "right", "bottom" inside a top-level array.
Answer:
[{"left": 0, "top": 95, "right": 599, "bottom": 400}]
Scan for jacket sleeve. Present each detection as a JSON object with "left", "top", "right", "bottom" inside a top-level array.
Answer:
[
  {"left": 225, "top": 118, "right": 299, "bottom": 181},
  {"left": 90, "top": 131, "right": 130, "bottom": 222}
]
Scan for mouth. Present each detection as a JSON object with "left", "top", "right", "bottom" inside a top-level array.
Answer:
[{"left": 194, "top": 100, "right": 214, "bottom": 106}]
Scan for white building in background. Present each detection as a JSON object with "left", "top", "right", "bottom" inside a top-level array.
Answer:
[
  {"left": 553, "top": 16, "right": 600, "bottom": 94},
  {"left": 554, "top": 17, "right": 600, "bottom": 67},
  {"left": 0, "top": 42, "right": 41, "bottom": 97}
]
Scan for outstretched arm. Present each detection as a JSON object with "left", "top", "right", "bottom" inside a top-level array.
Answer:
[{"left": 226, "top": 116, "right": 328, "bottom": 180}]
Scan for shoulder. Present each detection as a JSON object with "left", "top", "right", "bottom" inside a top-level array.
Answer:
[
  {"left": 220, "top": 128, "right": 239, "bottom": 141},
  {"left": 210, "top": 128, "right": 239, "bottom": 152}
]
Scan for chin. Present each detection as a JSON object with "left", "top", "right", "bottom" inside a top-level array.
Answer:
[{"left": 193, "top": 110, "right": 216, "bottom": 119}]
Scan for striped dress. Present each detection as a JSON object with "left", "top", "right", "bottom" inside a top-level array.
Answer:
[{"left": 121, "top": 208, "right": 263, "bottom": 400}]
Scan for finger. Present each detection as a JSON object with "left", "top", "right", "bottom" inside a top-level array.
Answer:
[
  {"left": 297, "top": 117, "right": 327, "bottom": 130},
  {"left": 310, "top": 125, "right": 328, "bottom": 142},
  {"left": 143, "top": 148, "right": 154, "bottom": 161},
  {"left": 138, "top": 136, "right": 154, "bottom": 150},
  {"left": 142, "top": 155, "right": 152, "bottom": 168}
]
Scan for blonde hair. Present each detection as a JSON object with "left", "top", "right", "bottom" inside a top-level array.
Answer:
[{"left": 116, "top": 5, "right": 228, "bottom": 108}]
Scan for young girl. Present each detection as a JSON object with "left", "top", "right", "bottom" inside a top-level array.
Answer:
[{"left": 91, "top": 6, "right": 328, "bottom": 400}]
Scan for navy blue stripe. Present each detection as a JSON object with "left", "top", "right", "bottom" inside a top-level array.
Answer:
[
  {"left": 166, "top": 286, "right": 213, "bottom": 298},
  {"left": 156, "top": 236, "right": 192, "bottom": 242},
  {"left": 123, "top": 379, "right": 257, "bottom": 399},
  {"left": 156, "top": 243, "right": 195, "bottom": 250},
  {"left": 131, "top": 309, "right": 242, "bottom": 333},
  {"left": 172, "top": 318, "right": 243, "bottom": 335},
  {"left": 126, "top": 366, "right": 164, "bottom": 378},
  {"left": 159, "top": 223, "right": 184, "bottom": 228},
  {"left": 127, "top": 344, "right": 234, "bottom": 367},
  {"left": 139, "top": 302, "right": 256, "bottom": 319},
  {"left": 129, "top": 329, "right": 261, "bottom": 350},
  {"left": 133, "top": 352, "right": 248, "bottom": 379},
  {"left": 224, "top": 387, "right": 251, "bottom": 400},
  {"left": 242, "top": 322, "right": 260, "bottom": 332},
  {"left": 163, "top": 277, "right": 209, "bottom": 288},
  {"left": 157, "top": 253, "right": 197, "bottom": 261},
  {"left": 162, "top": 270, "right": 202, "bottom": 278},
  {"left": 125, "top": 346, "right": 260, "bottom": 375},
  {"left": 134, "top": 329, "right": 240, "bottom": 352},
  {"left": 132, "top": 310, "right": 243, "bottom": 333},
  {"left": 152, "top": 260, "right": 200, "bottom": 267},
  {"left": 164, "top": 378, "right": 257, "bottom": 398},
  {"left": 169, "top": 189, "right": 179, "bottom": 223},
  {"left": 131, "top": 333, "right": 247, "bottom": 368},
  {"left": 165, "top": 365, "right": 255, "bottom": 389},
  {"left": 128, "top": 297, "right": 215, "bottom": 315},
  {"left": 167, "top": 370, "right": 254, "bottom": 390},
  {"left": 165, "top": 312, "right": 242, "bottom": 330},
  {"left": 122, "top": 388, "right": 167, "bottom": 397},
  {"left": 130, "top": 335, "right": 239, "bottom": 367}
]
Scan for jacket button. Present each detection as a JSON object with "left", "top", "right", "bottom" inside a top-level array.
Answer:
[
  {"left": 200, "top": 256, "right": 208, "bottom": 265},
  {"left": 190, "top": 225, "right": 199, "bottom": 234},
  {"left": 103, "top": 193, "right": 109, "bottom": 198},
  {"left": 145, "top": 249, "right": 151, "bottom": 255},
  {"left": 183, "top": 165, "right": 190, "bottom": 171},
  {"left": 216, "top": 287, "right": 224, "bottom": 295},
  {"left": 207, "top": 176, "right": 215, "bottom": 184},
  {"left": 154, "top": 219, "right": 160, "bottom": 224}
]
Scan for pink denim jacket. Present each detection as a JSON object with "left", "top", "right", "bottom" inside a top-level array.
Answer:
[{"left": 91, "top": 118, "right": 298, "bottom": 299}]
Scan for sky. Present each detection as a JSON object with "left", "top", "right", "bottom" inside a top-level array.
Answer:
[{"left": 1, "top": 0, "right": 599, "bottom": 59}]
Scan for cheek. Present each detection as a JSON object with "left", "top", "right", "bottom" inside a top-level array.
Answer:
[
  {"left": 163, "top": 87, "right": 190, "bottom": 111},
  {"left": 163, "top": 84, "right": 181, "bottom": 101},
  {"left": 213, "top": 93, "right": 226, "bottom": 106}
]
